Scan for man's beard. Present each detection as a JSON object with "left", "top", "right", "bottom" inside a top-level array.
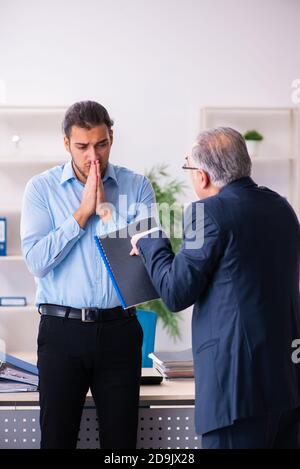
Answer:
[
  {"left": 71, "top": 157, "right": 87, "bottom": 182},
  {"left": 70, "top": 156, "right": 107, "bottom": 182}
]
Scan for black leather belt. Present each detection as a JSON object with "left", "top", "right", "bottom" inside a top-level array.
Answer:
[{"left": 38, "top": 303, "right": 136, "bottom": 322}]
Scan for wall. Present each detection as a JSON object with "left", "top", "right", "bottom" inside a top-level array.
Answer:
[{"left": 0, "top": 0, "right": 299, "bottom": 350}]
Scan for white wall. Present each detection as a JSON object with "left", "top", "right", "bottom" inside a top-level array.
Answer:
[{"left": 0, "top": 0, "right": 299, "bottom": 350}]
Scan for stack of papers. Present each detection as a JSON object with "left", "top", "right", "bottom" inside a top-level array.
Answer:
[
  {"left": 148, "top": 348, "right": 194, "bottom": 379},
  {"left": 0, "top": 353, "right": 38, "bottom": 393},
  {"left": 0, "top": 381, "right": 37, "bottom": 393}
]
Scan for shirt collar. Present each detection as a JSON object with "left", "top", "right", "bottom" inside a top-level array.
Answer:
[
  {"left": 102, "top": 162, "right": 118, "bottom": 186},
  {"left": 60, "top": 161, "right": 75, "bottom": 185},
  {"left": 60, "top": 161, "right": 118, "bottom": 186}
]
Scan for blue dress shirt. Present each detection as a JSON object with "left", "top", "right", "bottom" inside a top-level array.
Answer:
[{"left": 21, "top": 161, "right": 155, "bottom": 308}]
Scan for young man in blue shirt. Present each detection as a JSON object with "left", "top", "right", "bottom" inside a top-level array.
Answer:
[{"left": 21, "top": 100, "right": 155, "bottom": 449}]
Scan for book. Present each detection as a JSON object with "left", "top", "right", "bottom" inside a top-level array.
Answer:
[
  {"left": 0, "top": 217, "right": 7, "bottom": 256},
  {"left": 0, "top": 363, "right": 38, "bottom": 386},
  {"left": 0, "top": 353, "right": 39, "bottom": 392},
  {"left": 154, "top": 368, "right": 194, "bottom": 379},
  {"left": 148, "top": 349, "right": 193, "bottom": 367},
  {"left": 148, "top": 349, "right": 194, "bottom": 380},
  {"left": 94, "top": 217, "right": 160, "bottom": 309},
  {"left": 0, "top": 352, "right": 38, "bottom": 375},
  {"left": 0, "top": 380, "right": 38, "bottom": 393},
  {"left": 0, "top": 296, "right": 27, "bottom": 306}
]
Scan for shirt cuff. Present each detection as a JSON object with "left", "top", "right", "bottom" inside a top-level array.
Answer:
[
  {"left": 96, "top": 207, "right": 127, "bottom": 236},
  {"left": 64, "top": 215, "right": 85, "bottom": 241}
]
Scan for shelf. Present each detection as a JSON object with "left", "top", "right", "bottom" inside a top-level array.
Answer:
[
  {"left": 0, "top": 106, "right": 66, "bottom": 115},
  {"left": 0, "top": 208, "right": 20, "bottom": 214},
  {"left": 0, "top": 158, "right": 67, "bottom": 166},
  {"left": 0, "top": 106, "right": 69, "bottom": 316},
  {"left": 0, "top": 206, "right": 22, "bottom": 212},
  {"left": 0, "top": 305, "right": 37, "bottom": 313},
  {"left": 250, "top": 157, "right": 294, "bottom": 163},
  {"left": 201, "top": 106, "right": 300, "bottom": 218},
  {"left": 202, "top": 106, "right": 295, "bottom": 112},
  {"left": 0, "top": 255, "right": 23, "bottom": 261}
]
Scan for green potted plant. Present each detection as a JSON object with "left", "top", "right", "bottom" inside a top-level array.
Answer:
[
  {"left": 138, "top": 165, "right": 186, "bottom": 341},
  {"left": 243, "top": 129, "right": 263, "bottom": 158}
]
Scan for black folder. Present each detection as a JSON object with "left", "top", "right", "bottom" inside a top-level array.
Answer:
[{"left": 94, "top": 217, "right": 160, "bottom": 309}]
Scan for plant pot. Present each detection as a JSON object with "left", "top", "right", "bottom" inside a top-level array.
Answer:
[
  {"left": 245, "top": 140, "right": 260, "bottom": 158},
  {"left": 136, "top": 309, "right": 157, "bottom": 367}
]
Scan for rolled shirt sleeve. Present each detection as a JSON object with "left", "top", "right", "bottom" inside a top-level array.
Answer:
[{"left": 21, "top": 178, "right": 85, "bottom": 278}]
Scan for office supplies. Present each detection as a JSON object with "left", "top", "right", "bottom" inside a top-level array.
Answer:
[
  {"left": 0, "top": 354, "right": 38, "bottom": 392},
  {"left": 0, "top": 380, "right": 38, "bottom": 393},
  {"left": 140, "top": 368, "right": 163, "bottom": 385},
  {"left": 0, "top": 362, "right": 38, "bottom": 386},
  {"left": 0, "top": 217, "right": 7, "bottom": 256},
  {"left": 94, "top": 217, "right": 160, "bottom": 309},
  {"left": 149, "top": 349, "right": 194, "bottom": 379},
  {"left": 0, "top": 296, "right": 27, "bottom": 306},
  {"left": 0, "top": 352, "right": 38, "bottom": 375}
]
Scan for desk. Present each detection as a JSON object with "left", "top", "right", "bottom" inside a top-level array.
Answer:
[{"left": 0, "top": 371, "right": 199, "bottom": 449}]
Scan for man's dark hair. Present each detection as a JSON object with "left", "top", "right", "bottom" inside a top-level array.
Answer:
[{"left": 62, "top": 100, "right": 114, "bottom": 138}]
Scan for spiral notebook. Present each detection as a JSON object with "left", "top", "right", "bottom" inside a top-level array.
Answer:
[{"left": 94, "top": 217, "right": 160, "bottom": 309}]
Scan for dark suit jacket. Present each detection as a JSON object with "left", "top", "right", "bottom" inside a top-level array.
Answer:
[{"left": 137, "top": 177, "right": 300, "bottom": 435}]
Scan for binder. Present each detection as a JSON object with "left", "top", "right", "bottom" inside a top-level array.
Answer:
[
  {"left": 148, "top": 349, "right": 194, "bottom": 380},
  {"left": 94, "top": 217, "right": 160, "bottom": 309},
  {"left": 0, "top": 217, "right": 7, "bottom": 256},
  {"left": 0, "top": 351, "right": 38, "bottom": 375},
  {"left": 0, "top": 363, "right": 38, "bottom": 386},
  {"left": 0, "top": 297, "right": 27, "bottom": 306},
  {"left": 148, "top": 349, "right": 193, "bottom": 367},
  {"left": 0, "top": 352, "right": 39, "bottom": 392},
  {"left": 0, "top": 353, "right": 38, "bottom": 392},
  {"left": 0, "top": 381, "right": 38, "bottom": 393}
]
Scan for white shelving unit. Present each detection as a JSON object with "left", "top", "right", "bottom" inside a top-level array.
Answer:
[
  {"left": 0, "top": 106, "right": 67, "bottom": 354},
  {"left": 0, "top": 305, "right": 36, "bottom": 313},
  {"left": 0, "top": 255, "right": 23, "bottom": 261},
  {"left": 0, "top": 158, "right": 65, "bottom": 166},
  {"left": 201, "top": 107, "right": 300, "bottom": 218}
]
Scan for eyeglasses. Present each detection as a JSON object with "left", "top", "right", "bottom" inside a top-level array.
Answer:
[{"left": 182, "top": 156, "right": 200, "bottom": 171}]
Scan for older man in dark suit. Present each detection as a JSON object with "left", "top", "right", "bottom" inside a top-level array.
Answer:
[{"left": 131, "top": 127, "right": 300, "bottom": 449}]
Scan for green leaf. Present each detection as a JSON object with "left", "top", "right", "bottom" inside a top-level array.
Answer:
[
  {"left": 138, "top": 299, "right": 182, "bottom": 340},
  {"left": 243, "top": 129, "right": 263, "bottom": 141}
]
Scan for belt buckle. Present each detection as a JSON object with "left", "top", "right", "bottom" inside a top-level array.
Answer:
[{"left": 81, "top": 308, "right": 96, "bottom": 322}]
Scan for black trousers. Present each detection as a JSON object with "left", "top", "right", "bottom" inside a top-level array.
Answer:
[
  {"left": 201, "top": 407, "right": 300, "bottom": 449},
  {"left": 37, "top": 313, "right": 143, "bottom": 449}
]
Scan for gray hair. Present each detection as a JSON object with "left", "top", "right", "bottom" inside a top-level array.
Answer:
[{"left": 191, "top": 127, "right": 252, "bottom": 187}]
